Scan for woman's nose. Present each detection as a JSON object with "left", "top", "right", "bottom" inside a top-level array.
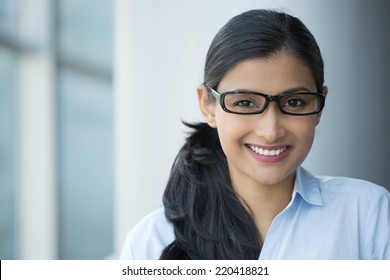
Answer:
[{"left": 254, "top": 103, "right": 286, "bottom": 143}]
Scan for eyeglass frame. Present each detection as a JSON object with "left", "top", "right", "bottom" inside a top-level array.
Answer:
[{"left": 205, "top": 84, "right": 326, "bottom": 116}]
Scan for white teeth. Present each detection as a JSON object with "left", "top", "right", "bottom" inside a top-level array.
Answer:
[{"left": 249, "top": 145, "right": 287, "bottom": 156}]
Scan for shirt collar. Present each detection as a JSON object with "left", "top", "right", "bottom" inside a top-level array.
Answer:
[{"left": 293, "top": 166, "right": 323, "bottom": 206}]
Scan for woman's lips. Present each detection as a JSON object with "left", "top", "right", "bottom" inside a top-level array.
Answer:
[{"left": 245, "top": 144, "right": 290, "bottom": 162}]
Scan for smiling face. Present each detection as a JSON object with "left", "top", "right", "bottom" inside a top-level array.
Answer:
[{"left": 198, "top": 52, "right": 326, "bottom": 191}]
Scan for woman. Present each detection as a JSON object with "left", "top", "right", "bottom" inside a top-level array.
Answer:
[{"left": 119, "top": 9, "right": 390, "bottom": 260}]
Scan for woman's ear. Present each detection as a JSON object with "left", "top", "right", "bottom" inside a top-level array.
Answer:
[
  {"left": 316, "top": 85, "right": 328, "bottom": 125},
  {"left": 197, "top": 84, "right": 217, "bottom": 128},
  {"left": 322, "top": 85, "right": 328, "bottom": 97}
]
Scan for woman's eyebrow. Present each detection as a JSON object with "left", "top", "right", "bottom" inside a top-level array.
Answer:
[{"left": 228, "top": 86, "right": 314, "bottom": 94}]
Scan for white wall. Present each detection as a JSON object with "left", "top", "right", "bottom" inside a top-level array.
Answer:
[
  {"left": 114, "top": 0, "right": 390, "bottom": 255},
  {"left": 16, "top": 0, "right": 57, "bottom": 259}
]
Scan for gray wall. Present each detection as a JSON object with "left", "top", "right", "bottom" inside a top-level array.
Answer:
[{"left": 300, "top": 0, "right": 390, "bottom": 189}]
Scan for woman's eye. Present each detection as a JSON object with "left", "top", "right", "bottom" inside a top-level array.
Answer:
[
  {"left": 283, "top": 98, "right": 305, "bottom": 107},
  {"left": 235, "top": 100, "right": 256, "bottom": 107}
]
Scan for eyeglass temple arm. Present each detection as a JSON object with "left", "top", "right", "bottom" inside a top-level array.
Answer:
[{"left": 205, "top": 85, "right": 221, "bottom": 102}]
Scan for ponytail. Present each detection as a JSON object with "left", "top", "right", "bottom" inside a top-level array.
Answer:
[{"left": 160, "top": 122, "right": 261, "bottom": 259}]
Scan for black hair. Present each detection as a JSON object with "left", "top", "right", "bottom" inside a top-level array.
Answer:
[
  {"left": 205, "top": 9, "right": 324, "bottom": 92},
  {"left": 160, "top": 9, "right": 324, "bottom": 259}
]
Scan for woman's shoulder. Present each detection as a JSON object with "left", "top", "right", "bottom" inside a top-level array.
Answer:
[
  {"left": 298, "top": 168, "right": 390, "bottom": 259},
  {"left": 131, "top": 207, "right": 170, "bottom": 231},
  {"left": 308, "top": 169, "right": 390, "bottom": 216},
  {"left": 119, "top": 207, "right": 175, "bottom": 260},
  {"left": 298, "top": 167, "right": 390, "bottom": 209},
  {"left": 315, "top": 172, "right": 389, "bottom": 199}
]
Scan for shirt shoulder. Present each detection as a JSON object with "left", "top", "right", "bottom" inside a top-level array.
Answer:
[
  {"left": 291, "top": 168, "right": 390, "bottom": 259},
  {"left": 296, "top": 167, "right": 389, "bottom": 207},
  {"left": 314, "top": 174, "right": 390, "bottom": 259},
  {"left": 312, "top": 172, "right": 390, "bottom": 216},
  {"left": 119, "top": 207, "right": 175, "bottom": 260},
  {"left": 315, "top": 174, "right": 389, "bottom": 201}
]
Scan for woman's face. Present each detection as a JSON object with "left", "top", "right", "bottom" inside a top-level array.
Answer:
[{"left": 199, "top": 52, "right": 325, "bottom": 190}]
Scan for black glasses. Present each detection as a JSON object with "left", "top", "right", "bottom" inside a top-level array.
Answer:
[{"left": 206, "top": 85, "right": 326, "bottom": 116}]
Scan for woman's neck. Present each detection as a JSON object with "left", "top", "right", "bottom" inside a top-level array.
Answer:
[{"left": 231, "top": 171, "right": 296, "bottom": 242}]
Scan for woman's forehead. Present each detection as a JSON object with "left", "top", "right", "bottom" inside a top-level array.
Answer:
[{"left": 218, "top": 53, "right": 317, "bottom": 94}]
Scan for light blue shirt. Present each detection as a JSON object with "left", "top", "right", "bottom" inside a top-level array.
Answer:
[{"left": 119, "top": 167, "right": 390, "bottom": 259}]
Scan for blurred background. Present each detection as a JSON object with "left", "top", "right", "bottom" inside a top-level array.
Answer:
[{"left": 0, "top": 0, "right": 389, "bottom": 259}]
